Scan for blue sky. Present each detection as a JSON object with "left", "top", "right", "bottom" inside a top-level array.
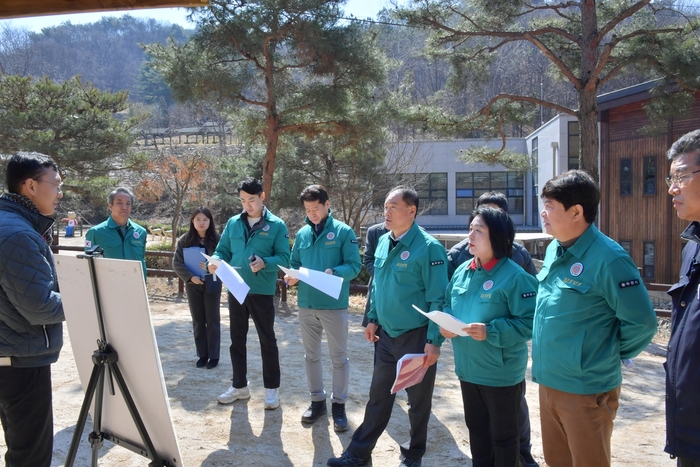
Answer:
[{"left": 0, "top": 0, "right": 391, "bottom": 32}]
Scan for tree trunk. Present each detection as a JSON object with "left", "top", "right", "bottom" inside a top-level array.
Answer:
[
  {"left": 262, "top": 119, "right": 279, "bottom": 202},
  {"left": 578, "top": 89, "right": 599, "bottom": 183},
  {"left": 578, "top": 0, "right": 600, "bottom": 183}
]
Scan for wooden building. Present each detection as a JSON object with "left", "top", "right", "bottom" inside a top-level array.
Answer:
[{"left": 598, "top": 82, "right": 700, "bottom": 284}]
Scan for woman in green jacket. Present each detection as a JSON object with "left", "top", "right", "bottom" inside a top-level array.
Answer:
[{"left": 441, "top": 206, "right": 537, "bottom": 467}]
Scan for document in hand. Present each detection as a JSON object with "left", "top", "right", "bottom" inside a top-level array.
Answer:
[
  {"left": 183, "top": 247, "right": 205, "bottom": 277},
  {"left": 202, "top": 253, "right": 249, "bottom": 304},
  {"left": 278, "top": 265, "right": 344, "bottom": 300},
  {"left": 412, "top": 305, "right": 469, "bottom": 337},
  {"left": 391, "top": 353, "right": 429, "bottom": 394}
]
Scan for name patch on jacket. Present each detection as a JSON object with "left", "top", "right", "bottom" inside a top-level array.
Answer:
[
  {"left": 619, "top": 279, "right": 640, "bottom": 288},
  {"left": 325, "top": 241, "right": 336, "bottom": 246},
  {"left": 351, "top": 239, "right": 358, "bottom": 244},
  {"left": 521, "top": 291, "right": 536, "bottom": 298},
  {"left": 430, "top": 260, "right": 444, "bottom": 266}
]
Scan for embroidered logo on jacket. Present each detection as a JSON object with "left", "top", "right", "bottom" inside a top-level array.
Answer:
[
  {"left": 570, "top": 262, "right": 584, "bottom": 277},
  {"left": 327, "top": 232, "right": 335, "bottom": 240},
  {"left": 133, "top": 232, "right": 140, "bottom": 239},
  {"left": 400, "top": 251, "right": 410, "bottom": 260},
  {"left": 483, "top": 280, "right": 494, "bottom": 291},
  {"left": 262, "top": 224, "right": 270, "bottom": 231}
]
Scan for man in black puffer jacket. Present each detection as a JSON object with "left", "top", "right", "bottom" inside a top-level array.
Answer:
[
  {"left": 0, "top": 153, "right": 65, "bottom": 467},
  {"left": 665, "top": 130, "right": 700, "bottom": 467}
]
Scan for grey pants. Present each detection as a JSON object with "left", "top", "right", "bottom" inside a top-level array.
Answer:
[{"left": 298, "top": 307, "right": 349, "bottom": 404}]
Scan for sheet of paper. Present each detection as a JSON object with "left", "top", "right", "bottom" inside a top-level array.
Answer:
[
  {"left": 278, "top": 265, "right": 344, "bottom": 300},
  {"left": 412, "top": 304, "right": 469, "bottom": 337},
  {"left": 391, "top": 353, "right": 429, "bottom": 394},
  {"left": 202, "top": 253, "right": 238, "bottom": 269},
  {"left": 183, "top": 247, "right": 205, "bottom": 277},
  {"left": 213, "top": 260, "right": 250, "bottom": 304}
]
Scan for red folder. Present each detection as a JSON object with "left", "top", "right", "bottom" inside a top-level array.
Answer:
[{"left": 391, "top": 353, "right": 429, "bottom": 394}]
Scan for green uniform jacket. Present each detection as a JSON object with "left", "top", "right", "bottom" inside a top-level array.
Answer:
[
  {"left": 444, "top": 257, "right": 537, "bottom": 387},
  {"left": 85, "top": 217, "right": 147, "bottom": 278},
  {"left": 367, "top": 221, "right": 448, "bottom": 344},
  {"left": 212, "top": 207, "right": 290, "bottom": 296},
  {"left": 532, "top": 223, "right": 657, "bottom": 394},
  {"left": 290, "top": 211, "right": 362, "bottom": 309}
]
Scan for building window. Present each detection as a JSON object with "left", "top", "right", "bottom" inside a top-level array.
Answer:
[
  {"left": 620, "top": 158, "right": 632, "bottom": 196},
  {"left": 644, "top": 156, "right": 656, "bottom": 195},
  {"left": 643, "top": 242, "right": 655, "bottom": 280},
  {"left": 456, "top": 171, "right": 524, "bottom": 216},
  {"left": 620, "top": 240, "right": 632, "bottom": 256},
  {"left": 400, "top": 173, "right": 447, "bottom": 215},
  {"left": 568, "top": 121, "right": 579, "bottom": 170}
]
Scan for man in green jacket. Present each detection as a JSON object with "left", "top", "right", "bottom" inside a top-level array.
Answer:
[
  {"left": 328, "top": 186, "right": 448, "bottom": 467},
  {"left": 209, "top": 177, "right": 290, "bottom": 410},
  {"left": 85, "top": 187, "right": 147, "bottom": 279},
  {"left": 284, "top": 185, "right": 361, "bottom": 432},
  {"left": 533, "top": 170, "right": 657, "bottom": 467}
]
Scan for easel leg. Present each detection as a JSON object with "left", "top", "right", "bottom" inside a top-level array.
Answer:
[{"left": 65, "top": 359, "right": 104, "bottom": 467}]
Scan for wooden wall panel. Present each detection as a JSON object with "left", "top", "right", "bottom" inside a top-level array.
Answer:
[{"left": 599, "top": 91, "right": 700, "bottom": 284}]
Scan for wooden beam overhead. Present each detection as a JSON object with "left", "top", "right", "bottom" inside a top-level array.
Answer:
[{"left": 0, "top": 1, "right": 209, "bottom": 20}]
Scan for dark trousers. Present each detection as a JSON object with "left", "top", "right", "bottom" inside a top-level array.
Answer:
[
  {"left": 229, "top": 293, "right": 280, "bottom": 389},
  {"left": 461, "top": 379, "right": 524, "bottom": 467},
  {"left": 186, "top": 282, "right": 221, "bottom": 360},
  {"left": 0, "top": 365, "right": 54, "bottom": 467},
  {"left": 679, "top": 458, "right": 700, "bottom": 467},
  {"left": 348, "top": 326, "right": 436, "bottom": 462},
  {"left": 519, "top": 380, "right": 532, "bottom": 455}
]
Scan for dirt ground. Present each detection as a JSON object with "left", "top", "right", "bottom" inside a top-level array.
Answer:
[{"left": 0, "top": 234, "right": 676, "bottom": 467}]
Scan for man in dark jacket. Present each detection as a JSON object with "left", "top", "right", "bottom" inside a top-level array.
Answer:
[
  {"left": 445, "top": 191, "right": 539, "bottom": 467},
  {"left": 0, "top": 153, "right": 65, "bottom": 467},
  {"left": 666, "top": 129, "right": 700, "bottom": 466}
]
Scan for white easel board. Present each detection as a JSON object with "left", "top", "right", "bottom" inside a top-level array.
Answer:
[{"left": 55, "top": 255, "right": 183, "bottom": 466}]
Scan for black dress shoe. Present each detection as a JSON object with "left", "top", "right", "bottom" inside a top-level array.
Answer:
[
  {"left": 196, "top": 358, "right": 207, "bottom": 368},
  {"left": 332, "top": 402, "right": 348, "bottom": 432},
  {"left": 327, "top": 451, "right": 372, "bottom": 466},
  {"left": 301, "top": 400, "right": 327, "bottom": 424},
  {"left": 206, "top": 358, "right": 219, "bottom": 369},
  {"left": 520, "top": 451, "right": 540, "bottom": 467}
]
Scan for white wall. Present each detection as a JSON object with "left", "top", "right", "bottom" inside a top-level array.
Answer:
[{"left": 391, "top": 139, "right": 530, "bottom": 228}]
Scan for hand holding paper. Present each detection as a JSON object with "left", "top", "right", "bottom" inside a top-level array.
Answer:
[
  {"left": 278, "top": 265, "right": 343, "bottom": 300},
  {"left": 412, "top": 305, "right": 469, "bottom": 337},
  {"left": 203, "top": 253, "right": 249, "bottom": 304}
]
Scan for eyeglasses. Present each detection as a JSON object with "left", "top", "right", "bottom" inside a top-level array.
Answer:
[
  {"left": 666, "top": 168, "right": 700, "bottom": 188},
  {"left": 33, "top": 179, "right": 63, "bottom": 193}
]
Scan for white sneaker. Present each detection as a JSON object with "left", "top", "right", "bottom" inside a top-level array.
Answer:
[
  {"left": 264, "top": 388, "right": 280, "bottom": 410},
  {"left": 217, "top": 385, "right": 250, "bottom": 404}
]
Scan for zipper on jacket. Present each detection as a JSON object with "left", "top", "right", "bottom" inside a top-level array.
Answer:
[{"left": 43, "top": 325, "right": 50, "bottom": 348}]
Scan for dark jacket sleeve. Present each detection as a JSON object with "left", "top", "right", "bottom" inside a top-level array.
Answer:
[
  {"left": 172, "top": 236, "right": 195, "bottom": 282},
  {"left": 447, "top": 238, "right": 471, "bottom": 281},
  {"left": 0, "top": 231, "right": 63, "bottom": 325}
]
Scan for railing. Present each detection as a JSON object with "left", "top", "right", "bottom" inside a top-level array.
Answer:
[{"left": 51, "top": 245, "right": 185, "bottom": 296}]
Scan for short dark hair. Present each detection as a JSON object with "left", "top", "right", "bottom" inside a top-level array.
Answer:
[
  {"left": 668, "top": 129, "right": 700, "bottom": 165},
  {"left": 299, "top": 185, "right": 329, "bottom": 204},
  {"left": 237, "top": 177, "right": 263, "bottom": 196},
  {"left": 540, "top": 170, "right": 599, "bottom": 224},
  {"left": 5, "top": 152, "right": 58, "bottom": 194},
  {"left": 476, "top": 191, "right": 508, "bottom": 211},
  {"left": 387, "top": 185, "right": 419, "bottom": 217},
  {"left": 108, "top": 187, "right": 134, "bottom": 205},
  {"left": 471, "top": 206, "right": 514, "bottom": 259}
]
